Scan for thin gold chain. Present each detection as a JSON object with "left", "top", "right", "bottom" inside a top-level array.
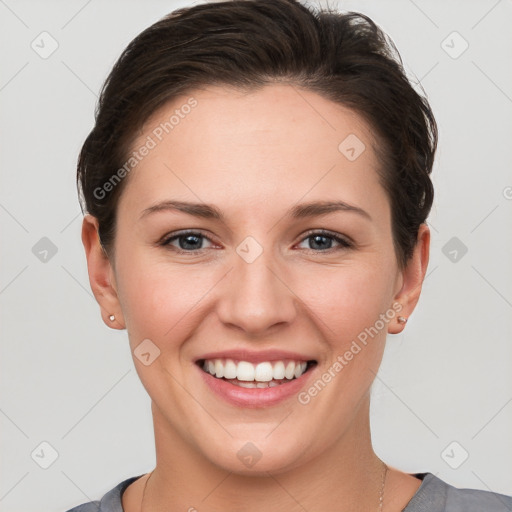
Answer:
[
  {"left": 379, "top": 461, "right": 388, "bottom": 511},
  {"left": 140, "top": 469, "right": 154, "bottom": 512},
  {"left": 141, "top": 461, "right": 388, "bottom": 511}
]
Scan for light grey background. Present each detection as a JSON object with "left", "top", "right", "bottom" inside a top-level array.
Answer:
[{"left": 1, "top": 0, "right": 511, "bottom": 511}]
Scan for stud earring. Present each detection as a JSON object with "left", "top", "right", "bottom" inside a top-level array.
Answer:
[
  {"left": 397, "top": 316, "right": 407, "bottom": 324},
  {"left": 109, "top": 314, "right": 115, "bottom": 322}
]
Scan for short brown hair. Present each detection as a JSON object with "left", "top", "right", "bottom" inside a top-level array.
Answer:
[{"left": 77, "top": 0, "right": 437, "bottom": 268}]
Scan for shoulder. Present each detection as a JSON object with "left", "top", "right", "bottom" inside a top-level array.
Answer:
[
  {"left": 65, "top": 501, "right": 101, "bottom": 512},
  {"left": 404, "top": 472, "right": 512, "bottom": 512},
  {"left": 64, "top": 475, "right": 144, "bottom": 512}
]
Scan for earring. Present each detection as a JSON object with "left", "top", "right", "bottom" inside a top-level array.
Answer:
[
  {"left": 397, "top": 316, "right": 407, "bottom": 324},
  {"left": 109, "top": 314, "right": 115, "bottom": 322}
]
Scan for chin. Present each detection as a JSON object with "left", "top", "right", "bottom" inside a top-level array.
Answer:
[{"left": 197, "top": 433, "right": 310, "bottom": 476}]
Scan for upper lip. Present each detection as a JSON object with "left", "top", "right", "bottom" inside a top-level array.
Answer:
[{"left": 195, "top": 349, "right": 317, "bottom": 364}]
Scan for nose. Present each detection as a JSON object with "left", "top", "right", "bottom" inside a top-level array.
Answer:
[{"left": 216, "top": 248, "right": 298, "bottom": 336}]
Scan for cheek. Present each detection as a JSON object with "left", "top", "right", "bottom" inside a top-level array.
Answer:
[
  {"left": 300, "top": 261, "right": 396, "bottom": 345},
  {"left": 115, "top": 249, "right": 217, "bottom": 348}
]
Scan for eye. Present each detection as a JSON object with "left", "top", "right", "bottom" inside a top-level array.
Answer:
[
  {"left": 296, "top": 230, "right": 353, "bottom": 252},
  {"left": 159, "top": 229, "right": 353, "bottom": 254},
  {"left": 160, "top": 230, "right": 215, "bottom": 253}
]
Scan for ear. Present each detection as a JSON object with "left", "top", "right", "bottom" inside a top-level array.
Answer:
[
  {"left": 388, "top": 223, "right": 430, "bottom": 334},
  {"left": 81, "top": 214, "right": 126, "bottom": 329}
]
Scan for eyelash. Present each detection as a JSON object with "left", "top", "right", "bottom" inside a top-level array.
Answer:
[{"left": 159, "top": 229, "right": 353, "bottom": 254}]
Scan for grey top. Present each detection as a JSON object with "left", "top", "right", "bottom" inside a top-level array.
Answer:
[{"left": 65, "top": 472, "right": 512, "bottom": 512}]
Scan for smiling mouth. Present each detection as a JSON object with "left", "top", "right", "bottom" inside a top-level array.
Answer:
[{"left": 197, "top": 358, "right": 317, "bottom": 388}]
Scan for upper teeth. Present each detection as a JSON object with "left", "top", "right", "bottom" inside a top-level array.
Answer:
[{"left": 202, "top": 359, "right": 308, "bottom": 382}]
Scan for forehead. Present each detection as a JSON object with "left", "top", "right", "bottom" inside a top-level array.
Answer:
[
  {"left": 119, "top": 83, "right": 388, "bottom": 222},
  {"left": 140, "top": 83, "right": 376, "bottom": 156}
]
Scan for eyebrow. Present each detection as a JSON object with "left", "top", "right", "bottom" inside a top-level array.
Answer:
[{"left": 139, "top": 199, "right": 371, "bottom": 221}]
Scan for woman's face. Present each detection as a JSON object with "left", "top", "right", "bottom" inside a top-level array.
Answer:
[{"left": 86, "top": 84, "right": 428, "bottom": 474}]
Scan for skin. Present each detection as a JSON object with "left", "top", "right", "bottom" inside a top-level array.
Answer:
[{"left": 82, "top": 84, "right": 430, "bottom": 511}]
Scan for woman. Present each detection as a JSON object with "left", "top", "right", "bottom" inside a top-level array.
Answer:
[{"left": 66, "top": 0, "right": 511, "bottom": 510}]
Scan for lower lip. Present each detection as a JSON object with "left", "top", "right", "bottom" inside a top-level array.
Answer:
[{"left": 197, "top": 363, "right": 316, "bottom": 408}]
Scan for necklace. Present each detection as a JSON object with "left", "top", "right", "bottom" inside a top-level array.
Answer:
[
  {"left": 141, "top": 461, "right": 388, "bottom": 511},
  {"left": 379, "top": 461, "right": 388, "bottom": 511}
]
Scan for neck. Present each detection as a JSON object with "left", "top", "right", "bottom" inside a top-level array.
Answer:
[{"left": 144, "top": 394, "right": 386, "bottom": 512}]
